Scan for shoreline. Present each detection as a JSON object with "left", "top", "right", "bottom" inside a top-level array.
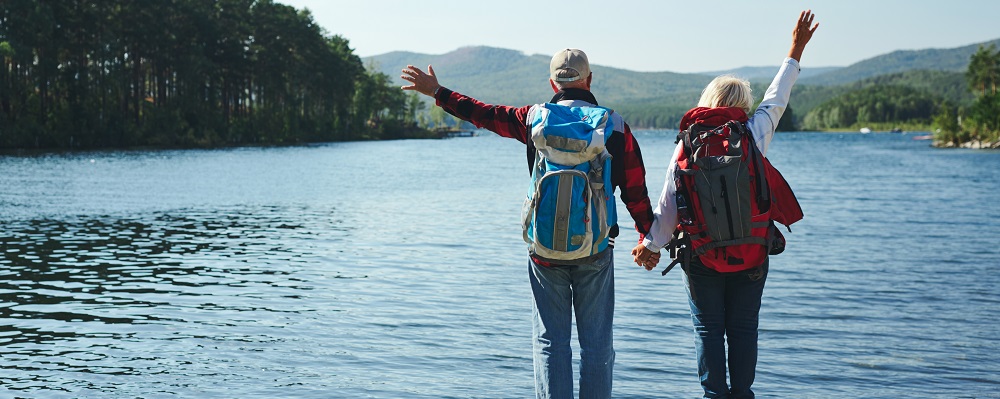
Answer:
[
  {"left": 0, "top": 130, "right": 447, "bottom": 156},
  {"left": 932, "top": 139, "right": 1000, "bottom": 149},
  {"left": 5, "top": 129, "right": 996, "bottom": 155}
]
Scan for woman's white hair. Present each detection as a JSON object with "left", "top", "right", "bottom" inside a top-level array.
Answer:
[{"left": 697, "top": 75, "right": 754, "bottom": 115}]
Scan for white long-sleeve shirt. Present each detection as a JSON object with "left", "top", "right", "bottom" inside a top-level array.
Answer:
[{"left": 641, "top": 57, "right": 801, "bottom": 251}]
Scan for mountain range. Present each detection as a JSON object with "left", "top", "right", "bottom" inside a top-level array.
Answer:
[
  {"left": 367, "top": 38, "right": 999, "bottom": 128},
  {"left": 369, "top": 46, "right": 713, "bottom": 107},
  {"left": 697, "top": 66, "right": 843, "bottom": 81}
]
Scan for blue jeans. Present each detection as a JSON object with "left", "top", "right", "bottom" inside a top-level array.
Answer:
[
  {"left": 529, "top": 249, "right": 615, "bottom": 399},
  {"left": 682, "top": 258, "right": 768, "bottom": 399}
]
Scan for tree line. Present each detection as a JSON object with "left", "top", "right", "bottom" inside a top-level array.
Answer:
[
  {"left": 0, "top": 0, "right": 427, "bottom": 150},
  {"left": 613, "top": 104, "right": 688, "bottom": 130},
  {"left": 617, "top": 102, "right": 796, "bottom": 131},
  {"left": 800, "top": 44, "right": 1000, "bottom": 142},
  {"left": 801, "top": 85, "right": 940, "bottom": 130},
  {"left": 933, "top": 44, "right": 1000, "bottom": 147}
]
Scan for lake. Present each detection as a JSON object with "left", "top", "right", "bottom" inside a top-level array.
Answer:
[{"left": 1, "top": 131, "right": 998, "bottom": 398}]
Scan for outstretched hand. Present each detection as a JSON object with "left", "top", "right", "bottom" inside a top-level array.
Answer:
[
  {"left": 401, "top": 65, "right": 442, "bottom": 98},
  {"left": 789, "top": 10, "right": 819, "bottom": 62},
  {"left": 631, "top": 244, "right": 661, "bottom": 271}
]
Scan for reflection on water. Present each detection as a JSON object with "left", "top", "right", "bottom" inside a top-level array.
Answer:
[{"left": 0, "top": 206, "right": 348, "bottom": 394}]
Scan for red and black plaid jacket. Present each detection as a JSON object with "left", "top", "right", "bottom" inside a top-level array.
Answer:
[{"left": 434, "top": 86, "right": 655, "bottom": 244}]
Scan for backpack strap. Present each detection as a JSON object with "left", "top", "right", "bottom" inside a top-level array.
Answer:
[
  {"left": 741, "top": 123, "right": 771, "bottom": 207},
  {"left": 522, "top": 152, "right": 546, "bottom": 245},
  {"left": 587, "top": 150, "right": 613, "bottom": 254},
  {"left": 692, "top": 235, "right": 769, "bottom": 256},
  {"left": 678, "top": 126, "right": 697, "bottom": 163},
  {"left": 661, "top": 230, "right": 687, "bottom": 276}
]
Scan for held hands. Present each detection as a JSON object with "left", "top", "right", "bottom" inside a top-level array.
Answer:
[
  {"left": 789, "top": 10, "right": 819, "bottom": 62},
  {"left": 631, "top": 244, "right": 661, "bottom": 271},
  {"left": 401, "top": 65, "right": 442, "bottom": 98}
]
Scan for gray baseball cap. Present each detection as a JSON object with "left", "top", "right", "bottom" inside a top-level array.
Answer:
[{"left": 550, "top": 49, "right": 591, "bottom": 82}]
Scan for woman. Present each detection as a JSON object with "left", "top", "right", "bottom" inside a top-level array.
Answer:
[{"left": 632, "top": 10, "right": 818, "bottom": 399}]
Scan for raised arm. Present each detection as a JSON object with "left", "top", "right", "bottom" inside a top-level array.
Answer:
[
  {"left": 401, "top": 65, "right": 531, "bottom": 143},
  {"left": 788, "top": 10, "right": 819, "bottom": 63},
  {"left": 748, "top": 10, "right": 819, "bottom": 156}
]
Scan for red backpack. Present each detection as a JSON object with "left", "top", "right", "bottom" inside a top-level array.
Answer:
[{"left": 664, "top": 107, "right": 803, "bottom": 274}]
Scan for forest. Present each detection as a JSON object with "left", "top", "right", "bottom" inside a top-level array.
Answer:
[
  {"left": 933, "top": 44, "right": 1000, "bottom": 147},
  {"left": 801, "top": 85, "right": 940, "bottom": 130},
  {"left": 0, "top": 0, "right": 427, "bottom": 150},
  {"left": 3, "top": 2, "right": 996, "bottom": 149},
  {"left": 799, "top": 47, "right": 998, "bottom": 136}
]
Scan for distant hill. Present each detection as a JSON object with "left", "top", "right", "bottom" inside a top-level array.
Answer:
[
  {"left": 366, "top": 46, "right": 712, "bottom": 110},
  {"left": 367, "top": 47, "right": 552, "bottom": 107},
  {"left": 367, "top": 38, "right": 996, "bottom": 128},
  {"left": 698, "top": 66, "right": 843, "bottom": 82},
  {"left": 801, "top": 38, "right": 1000, "bottom": 85}
]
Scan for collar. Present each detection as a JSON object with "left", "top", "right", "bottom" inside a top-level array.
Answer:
[{"left": 549, "top": 88, "right": 598, "bottom": 106}]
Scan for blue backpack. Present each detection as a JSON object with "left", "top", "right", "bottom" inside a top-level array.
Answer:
[{"left": 522, "top": 103, "right": 617, "bottom": 261}]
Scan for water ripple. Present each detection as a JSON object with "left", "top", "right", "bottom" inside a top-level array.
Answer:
[{"left": 0, "top": 133, "right": 998, "bottom": 398}]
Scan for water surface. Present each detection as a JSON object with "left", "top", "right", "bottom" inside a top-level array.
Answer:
[{"left": 1, "top": 132, "right": 998, "bottom": 398}]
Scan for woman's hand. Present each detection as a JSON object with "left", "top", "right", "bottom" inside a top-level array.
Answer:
[{"left": 789, "top": 10, "right": 819, "bottom": 62}]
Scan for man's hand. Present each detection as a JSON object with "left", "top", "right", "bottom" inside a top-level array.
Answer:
[
  {"left": 401, "top": 65, "right": 442, "bottom": 98},
  {"left": 788, "top": 10, "right": 819, "bottom": 63},
  {"left": 631, "top": 244, "right": 661, "bottom": 271}
]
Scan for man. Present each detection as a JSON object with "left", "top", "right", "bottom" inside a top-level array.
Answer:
[{"left": 401, "top": 49, "right": 655, "bottom": 399}]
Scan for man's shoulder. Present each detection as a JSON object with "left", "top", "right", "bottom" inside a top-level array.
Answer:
[{"left": 609, "top": 112, "right": 627, "bottom": 134}]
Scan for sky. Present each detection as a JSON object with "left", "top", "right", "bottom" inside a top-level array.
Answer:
[{"left": 276, "top": 0, "right": 1000, "bottom": 73}]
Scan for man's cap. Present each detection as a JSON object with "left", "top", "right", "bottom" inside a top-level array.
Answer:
[{"left": 550, "top": 49, "right": 591, "bottom": 82}]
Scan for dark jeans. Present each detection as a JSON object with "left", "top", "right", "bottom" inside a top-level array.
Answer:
[{"left": 682, "top": 258, "right": 768, "bottom": 399}]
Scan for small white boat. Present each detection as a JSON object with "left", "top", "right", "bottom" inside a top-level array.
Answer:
[{"left": 860, "top": 127, "right": 872, "bottom": 134}]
